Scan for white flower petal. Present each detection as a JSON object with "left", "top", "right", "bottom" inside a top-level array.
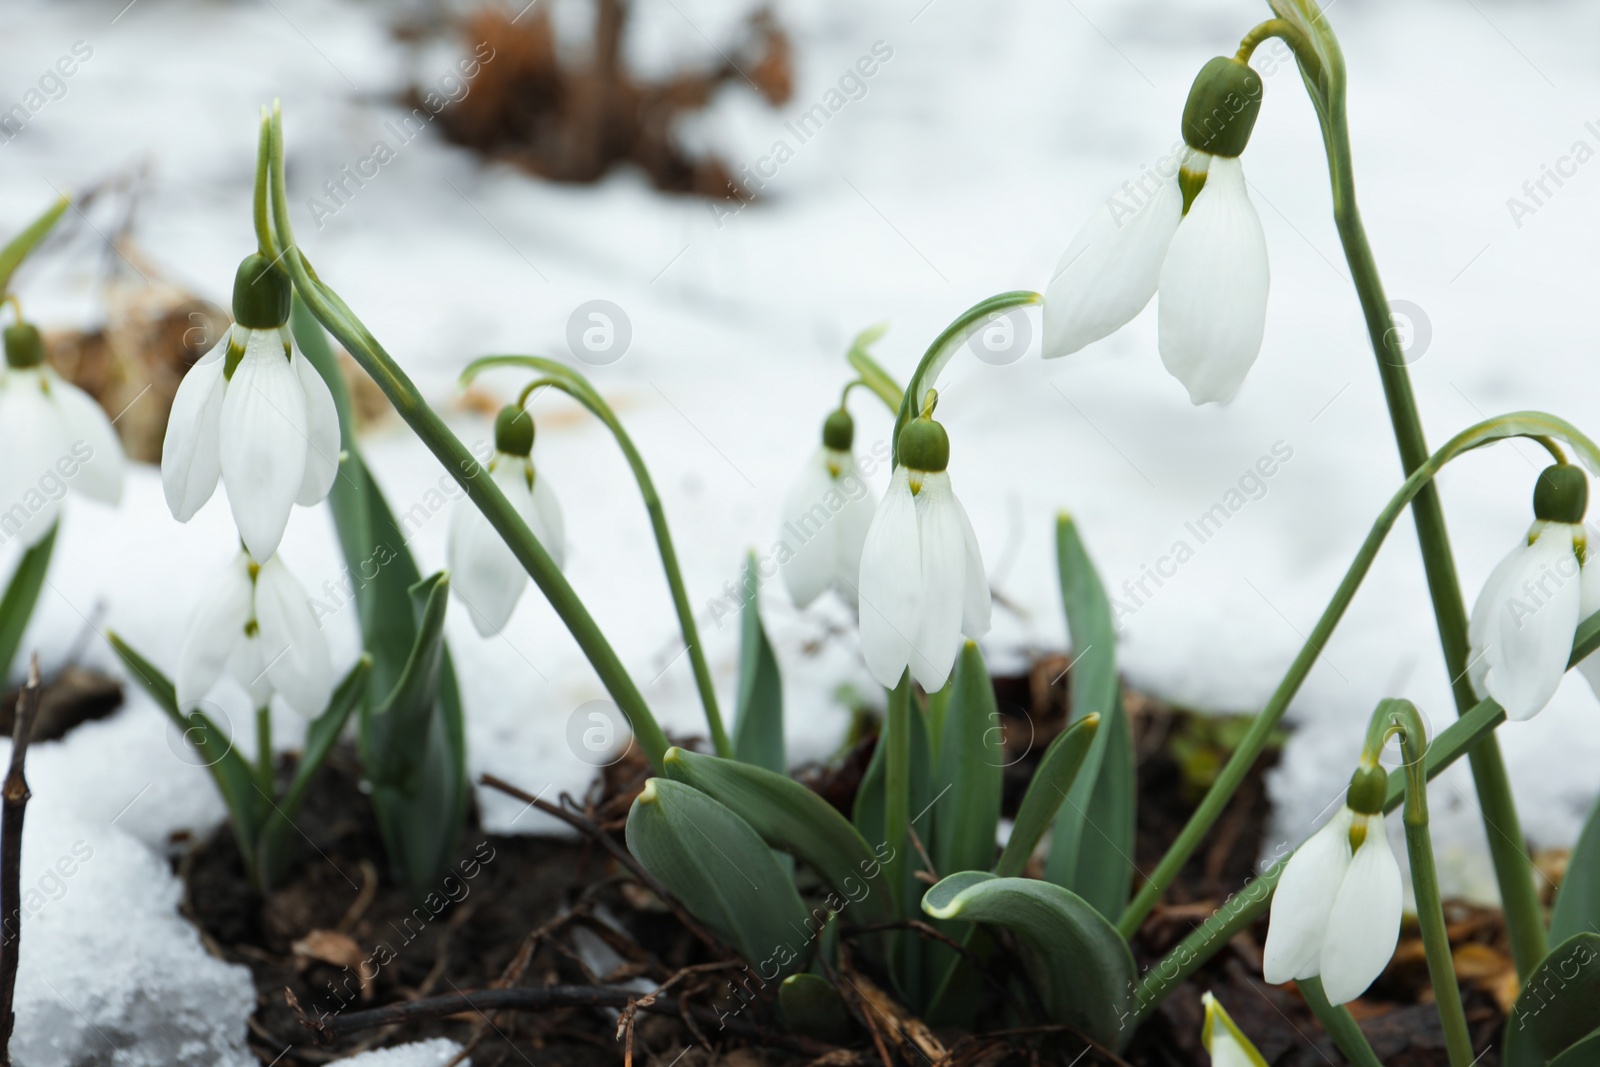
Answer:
[
  {"left": 1576, "top": 534, "right": 1600, "bottom": 698},
  {"left": 780, "top": 450, "right": 840, "bottom": 609},
  {"left": 292, "top": 341, "right": 341, "bottom": 507},
  {"left": 221, "top": 328, "right": 309, "bottom": 560},
  {"left": 45, "top": 372, "right": 124, "bottom": 504},
  {"left": 1474, "top": 524, "right": 1582, "bottom": 721},
  {"left": 0, "top": 369, "right": 71, "bottom": 547},
  {"left": 161, "top": 334, "right": 228, "bottom": 522},
  {"left": 909, "top": 472, "right": 967, "bottom": 692},
  {"left": 1043, "top": 171, "right": 1183, "bottom": 358},
  {"left": 950, "top": 489, "right": 990, "bottom": 638},
  {"left": 1157, "top": 156, "right": 1270, "bottom": 405},
  {"left": 1262, "top": 806, "right": 1354, "bottom": 985},
  {"left": 253, "top": 554, "right": 334, "bottom": 717},
  {"left": 528, "top": 462, "right": 566, "bottom": 569},
  {"left": 175, "top": 552, "right": 253, "bottom": 709},
  {"left": 857, "top": 466, "right": 922, "bottom": 688},
  {"left": 1318, "top": 813, "right": 1403, "bottom": 1005},
  {"left": 446, "top": 463, "right": 530, "bottom": 636},
  {"left": 833, "top": 454, "right": 878, "bottom": 609}
]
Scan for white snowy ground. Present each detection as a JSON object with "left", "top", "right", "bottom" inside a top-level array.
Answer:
[{"left": 2, "top": 0, "right": 1600, "bottom": 1060}]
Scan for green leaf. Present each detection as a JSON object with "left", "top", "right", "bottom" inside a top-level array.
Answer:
[
  {"left": 922, "top": 874, "right": 1136, "bottom": 1048},
  {"left": 1504, "top": 933, "right": 1600, "bottom": 1067},
  {"left": 996, "top": 712, "right": 1099, "bottom": 877},
  {"left": 1548, "top": 1030, "right": 1600, "bottom": 1067},
  {"left": 779, "top": 973, "right": 855, "bottom": 1043},
  {"left": 0, "top": 195, "right": 70, "bottom": 295},
  {"left": 107, "top": 632, "right": 266, "bottom": 865},
  {"left": 844, "top": 322, "right": 903, "bottom": 413},
  {"left": 1551, "top": 792, "right": 1600, "bottom": 945},
  {"left": 256, "top": 656, "right": 371, "bottom": 885},
  {"left": 931, "top": 643, "right": 1003, "bottom": 878},
  {"left": 626, "top": 778, "right": 812, "bottom": 977},
  {"left": 733, "top": 553, "right": 784, "bottom": 773},
  {"left": 662, "top": 748, "right": 894, "bottom": 925},
  {"left": 1045, "top": 514, "right": 1135, "bottom": 921},
  {"left": 0, "top": 521, "right": 56, "bottom": 683}
]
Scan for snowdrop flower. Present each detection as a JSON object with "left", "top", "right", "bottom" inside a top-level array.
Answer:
[
  {"left": 1263, "top": 765, "right": 1402, "bottom": 1005},
  {"left": 1201, "top": 993, "right": 1267, "bottom": 1067},
  {"left": 177, "top": 549, "right": 332, "bottom": 717},
  {"left": 1468, "top": 464, "right": 1597, "bottom": 721},
  {"left": 162, "top": 254, "right": 339, "bottom": 561},
  {"left": 780, "top": 408, "right": 877, "bottom": 609},
  {"left": 447, "top": 405, "right": 564, "bottom": 637},
  {"left": 0, "top": 320, "right": 124, "bottom": 546},
  {"left": 1043, "top": 56, "right": 1270, "bottom": 405},
  {"left": 857, "top": 405, "right": 989, "bottom": 692}
]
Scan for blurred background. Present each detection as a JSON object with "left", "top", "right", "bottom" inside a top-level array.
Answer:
[{"left": 3, "top": 0, "right": 1599, "bottom": 897}]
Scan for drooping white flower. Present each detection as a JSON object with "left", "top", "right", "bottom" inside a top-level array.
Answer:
[
  {"left": 161, "top": 254, "right": 339, "bottom": 561},
  {"left": 781, "top": 409, "right": 877, "bottom": 609},
  {"left": 1043, "top": 56, "right": 1270, "bottom": 406},
  {"left": 176, "top": 549, "right": 333, "bottom": 717},
  {"left": 447, "top": 406, "right": 564, "bottom": 637},
  {"left": 1201, "top": 993, "right": 1268, "bottom": 1067},
  {"left": 857, "top": 412, "right": 989, "bottom": 692},
  {"left": 0, "top": 321, "right": 124, "bottom": 546},
  {"left": 1468, "top": 464, "right": 1593, "bottom": 721},
  {"left": 1263, "top": 803, "right": 1403, "bottom": 1005}
]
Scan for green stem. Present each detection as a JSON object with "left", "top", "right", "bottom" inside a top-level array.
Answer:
[
  {"left": 844, "top": 323, "right": 904, "bottom": 415},
  {"left": 1118, "top": 414, "right": 1600, "bottom": 937},
  {"left": 253, "top": 110, "right": 280, "bottom": 263},
  {"left": 464, "top": 355, "right": 731, "bottom": 759},
  {"left": 255, "top": 705, "right": 273, "bottom": 794},
  {"left": 1387, "top": 701, "right": 1475, "bottom": 1067},
  {"left": 0, "top": 195, "right": 70, "bottom": 296},
  {"left": 884, "top": 673, "right": 912, "bottom": 917},
  {"left": 891, "top": 291, "right": 1042, "bottom": 466},
  {"left": 1300, "top": 978, "right": 1383, "bottom": 1067},
  {"left": 265, "top": 106, "right": 670, "bottom": 770}
]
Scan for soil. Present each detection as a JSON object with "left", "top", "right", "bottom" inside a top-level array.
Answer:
[{"left": 168, "top": 657, "right": 1518, "bottom": 1067}]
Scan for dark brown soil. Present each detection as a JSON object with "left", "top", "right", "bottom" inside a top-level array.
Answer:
[{"left": 173, "top": 660, "right": 1516, "bottom": 1066}]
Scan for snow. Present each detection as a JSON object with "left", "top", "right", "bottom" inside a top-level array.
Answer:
[
  {"left": 1, "top": 0, "right": 1599, "bottom": 1054},
  {"left": 329, "top": 1039, "right": 465, "bottom": 1067}
]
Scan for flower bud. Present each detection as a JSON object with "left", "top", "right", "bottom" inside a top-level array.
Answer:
[
  {"left": 494, "top": 405, "right": 534, "bottom": 457},
  {"left": 822, "top": 408, "right": 854, "bottom": 451},
  {"left": 1181, "top": 56, "right": 1263, "bottom": 159},
  {"left": 1533, "top": 463, "right": 1587, "bottom": 524},
  {"left": 1345, "top": 764, "right": 1388, "bottom": 816},
  {"left": 3, "top": 322, "right": 44, "bottom": 369},
  {"left": 897, "top": 416, "right": 949, "bottom": 473},
  {"left": 232, "top": 253, "right": 291, "bottom": 329}
]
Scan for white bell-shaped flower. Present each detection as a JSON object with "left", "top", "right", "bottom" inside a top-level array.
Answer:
[
  {"left": 1468, "top": 464, "right": 1593, "bottom": 722},
  {"left": 1043, "top": 56, "right": 1270, "bottom": 406},
  {"left": 161, "top": 254, "right": 339, "bottom": 561},
  {"left": 1263, "top": 797, "right": 1403, "bottom": 1005},
  {"left": 857, "top": 411, "right": 989, "bottom": 692},
  {"left": 0, "top": 321, "right": 124, "bottom": 547},
  {"left": 1201, "top": 993, "right": 1268, "bottom": 1067},
  {"left": 781, "top": 408, "right": 877, "bottom": 609},
  {"left": 447, "top": 406, "right": 564, "bottom": 637},
  {"left": 176, "top": 549, "right": 333, "bottom": 717}
]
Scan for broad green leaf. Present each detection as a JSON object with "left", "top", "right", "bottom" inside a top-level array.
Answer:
[
  {"left": 1548, "top": 1030, "right": 1600, "bottom": 1067},
  {"left": 257, "top": 656, "right": 371, "bottom": 885},
  {"left": 931, "top": 643, "right": 1003, "bottom": 877},
  {"left": 0, "top": 195, "right": 69, "bottom": 294},
  {"left": 1504, "top": 933, "right": 1600, "bottom": 1067},
  {"left": 0, "top": 521, "right": 56, "bottom": 683},
  {"left": 626, "top": 778, "right": 811, "bottom": 978},
  {"left": 1551, "top": 792, "right": 1600, "bottom": 945},
  {"left": 779, "top": 973, "right": 854, "bottom": 1043},
  {"left": 363, "top": 572, "right": 451, "bottom": 787},
  {"left": 1045, "top": 514, "right": 1135, "bottom": 921},
  {"left": 733, "top": 553, "right": 784, "bottom": 773},
  {"left": 107, "top": 632, "right": 265, "bottom": 859},
  {"left": 662, "top": 748, "right": 894, "bottom": 925},
  {"left": 922, "top": 873, "right": 1136, "bottom": 1048},
  {"left": 996, "top": 712, "right": 1099, "bottom": 877}
]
